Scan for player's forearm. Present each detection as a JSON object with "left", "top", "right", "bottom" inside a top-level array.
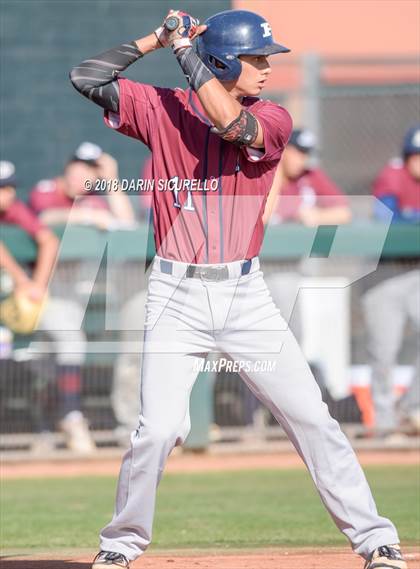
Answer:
[
  {"left": 70, "top": 37, "right": 158, "bottom": 111},
  {"left": 315, "top": 206, "right": 352, "bottom": 225},
  {"left": 40, "top": 207, "right": 99, "bottom": 226},
  {"left": 0, "top": 242, "right": 30, "bottom": 286},
  {"left": 32, "top": 230, "right": 59, "bottom": 288},
  {"left": 175, "top": 47, "right": 262, "bottom": 147},
  {"left": 299, "top": 206, "right": 352, "bottom": 227},
  {"left": 107, "top": 192, "right": 136, "bottom": 224},
  {"left": 39, "top": 208, "right": 72, "bottom": 225},
  {"left": 133, "top": 33, "right": 162, "bottom": 55},
  {"left": 174, "top": 47, "right": 239, "bottom": 129},
  {"left": 195, "top": 78, "right": 243, "bottom": 130}
]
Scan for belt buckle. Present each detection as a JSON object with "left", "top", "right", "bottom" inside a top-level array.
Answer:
[
  {"left": 186, "top": 265, "right": 203, "bottom": 279},
  {"left": 201, "top": 266, "right": 228, "bottom": 281}
]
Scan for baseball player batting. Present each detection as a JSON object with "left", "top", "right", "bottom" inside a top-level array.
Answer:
[{"left": 70, "top": 9, "right": 406, "bottom": 569}]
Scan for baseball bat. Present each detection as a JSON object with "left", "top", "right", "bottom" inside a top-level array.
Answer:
[{"left": 164, "top": 16, "right": 179, "bottom": 31}]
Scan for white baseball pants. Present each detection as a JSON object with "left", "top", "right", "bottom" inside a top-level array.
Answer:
[
  {"left": 100, "top": 256, "right": 399, "bottom": 561},
  {"left": 363, "top": 270, "right": 420, "bottom": 432}
]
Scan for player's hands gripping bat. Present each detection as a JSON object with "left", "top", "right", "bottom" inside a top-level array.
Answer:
[{"left": 154, "top": 10, "right": 203, "bottom": 51}]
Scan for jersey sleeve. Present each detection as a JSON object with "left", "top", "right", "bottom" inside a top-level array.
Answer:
[
  {"left": 372, "top": 163, "right": 403, "bottom": 220},
  {"left": 243, "top": 101, "right": 293, "bottom": 163},
  {"left": 29, "top": 181, "right": 57, "bottom": 213},
  {"left": 310, "top": 169, "right": 349, "bottom": 207},
  {"left": 6, "top": 201, "right": 46, "bottom": 238},
  {"left": 103, "top": 78, "right": 172, "bottom": 148},
  {"left": 372, "top": 164, "right": 402, "bottom": 199},
  {"left": 28, "top": 189, "right": 43, "bottom": 213}
]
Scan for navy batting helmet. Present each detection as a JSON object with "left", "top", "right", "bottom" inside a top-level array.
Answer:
[
  {"left": 0, "top": 161, "right": 17, "bottom": 188},
  {"left": 402, "top": 124, "right": 420, "bottom": 158},
  {"left": 196, "top": 10, "right": 290, "bottom": 82}
]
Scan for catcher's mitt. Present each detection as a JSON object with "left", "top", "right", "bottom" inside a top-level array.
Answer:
[{"left": 0, "top": 293, "right": 47, "bottom": 334}]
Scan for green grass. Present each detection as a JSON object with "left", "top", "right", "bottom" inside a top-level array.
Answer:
[{"left": 1, "top": 466, "right": 419, "bottom": 554}]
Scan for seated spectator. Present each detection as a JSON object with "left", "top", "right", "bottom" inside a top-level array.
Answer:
[
  {"left": 29, "top": 142, "right": 135, "bottom": 230},
  {"left": 30, "top": 144, "right": 136, "bottom": 451},
  {"left": 0, "top": 162, "right": 57, "bottom": 303},
  {"left": 373, "top": 124, "right": 420, "bottom": 222},
  {"left": 362, "top": 124, "right": 420, "bottom": 439},
  {"left": 267, "top": 128, "right": 352, "bottom": 226},
  {"left": 0, "top": 160, "right": 95, "bottom": 454}
]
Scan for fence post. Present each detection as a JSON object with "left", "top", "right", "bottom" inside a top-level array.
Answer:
[{"left": 302, "top": 52, "right": 322, "bottom": 165}]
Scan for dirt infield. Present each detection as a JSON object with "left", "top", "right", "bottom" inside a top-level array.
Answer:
[
  {"left": 1, "top": 548, "right": 419, "bottom": 569},
  {"left": 1, "top": 449, "right": 419, "bottom": 479}
]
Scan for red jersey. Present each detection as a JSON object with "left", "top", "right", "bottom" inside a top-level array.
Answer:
[
  {"left": 104, "top": 79, "right": 292, "bottom": 263},
  {"left": 0, "top": 199, "right": 45, "bottom": 238},
  {"left": 373, "top": 159, "right": 420, "bottom": 214},
  {"left": 273, "top": 168, "right": 348, "bottom": 222},
  {"left": 139, "top": 155, "right": 153, "bottom": 215},
  {"left": 29, "top": 178, "right": 109, "bottom": 214}
]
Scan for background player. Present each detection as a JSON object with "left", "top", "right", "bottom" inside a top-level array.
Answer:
[
  {"left": 264, "top": 127, "right": 352, "bottom": 340},
  {"left": 29, "top": 142, "right": 135, "bottom": 230},
  {"left": 70, "top": 9, "right": 406, "bottom": 569},
  {"left": 0, "top": 160, "right": 95, "bottom": 454},
  {"left": 362, "top": 124, "right": 420, "bottom": 439},
  {"left": 268, "top": 127, "right": 352, "bottom": 226}
]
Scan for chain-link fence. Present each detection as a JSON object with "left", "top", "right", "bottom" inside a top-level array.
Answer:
[
  {"left": 1, "top": 256, "right": 418, "bottom": 451},
  {"left": 269, "top": 55, "right": 420, "bottom": 196},
  {"left": 1, "top": 55, "right": 419, "bottom": 453}
]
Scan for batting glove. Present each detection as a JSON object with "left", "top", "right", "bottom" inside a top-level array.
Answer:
[{"left": 154, "top": 10, "right": 199, "bottom": 52}]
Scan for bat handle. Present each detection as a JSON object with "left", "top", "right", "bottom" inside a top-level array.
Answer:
[{"left": 164, "top": 16, "right": 179, "bottom": 31}]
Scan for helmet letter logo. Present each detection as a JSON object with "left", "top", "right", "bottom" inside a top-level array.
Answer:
[{"left": 261, "top": 22, "right": 272, "bottom": 38}]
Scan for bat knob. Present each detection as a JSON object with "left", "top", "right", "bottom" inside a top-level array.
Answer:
[{"left": 164, "top": 16, "right": 179, "bottom": 31}]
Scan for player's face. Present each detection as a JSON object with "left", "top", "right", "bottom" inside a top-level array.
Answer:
[
  {"left": 406, "top": 153, "right": 420, "bottom": 181},
  {"left": 63, "top": 161, "right": 98, "bottom": 198},
  {"left": 281, "top": 146, "right": 308, "bottom": 179},
  {"left": 228, "top": 55, "right": 272, "bottom": 98},
  {"left": 0, "top": 186, "right": 16, "bottom": 212}
]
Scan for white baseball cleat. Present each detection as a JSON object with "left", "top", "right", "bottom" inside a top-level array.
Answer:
[
  {"left": 92, "top": 550, "right": 130, "bottom": 568},
  {"left": 58, "top": 410, "right": 96, "bottom": 454},
  {"left": 364, "top": 544, "right": 407, "bottom": 569}
]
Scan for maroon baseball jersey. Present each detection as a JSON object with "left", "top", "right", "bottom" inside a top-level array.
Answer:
[
  {"left": 139, "top": 155, "right": 153, "bottom": 216},
  {"left": 273, "top": 168, "right": 348, "bottom": 222},
  {"left": 0, "top": 199, "right": 45, "bottom": 238},
  {"left": 29, "top": 178, "right": 109, "bottom": 214},
  {"left": 104, "top": 79, "right": 292, "bottom": 263},
  {"left": 373, "top": 159, "right": 420, "bottom": 213}
]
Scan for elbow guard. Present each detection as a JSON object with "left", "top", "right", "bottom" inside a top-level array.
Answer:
[{"left": 211, "top": 109, "right": 258, "bottom": 147}]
